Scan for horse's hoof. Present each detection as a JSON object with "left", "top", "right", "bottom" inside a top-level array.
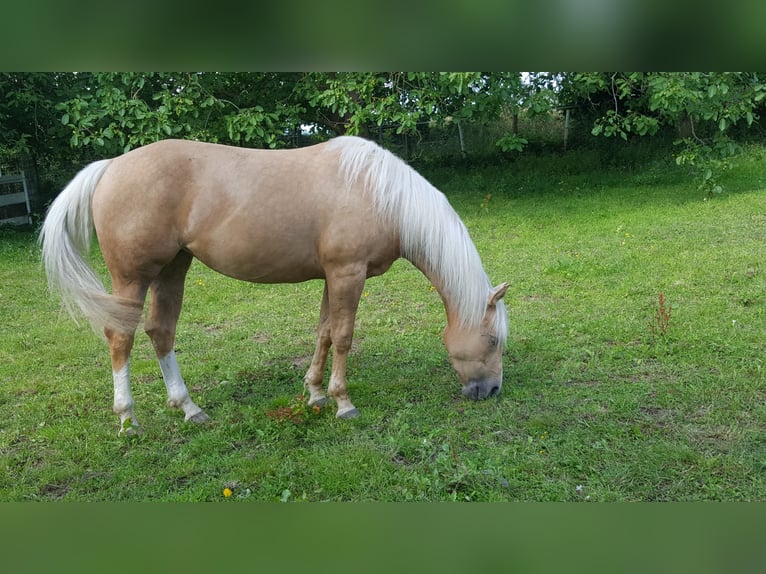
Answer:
[
  {"left": 187, "top": 410, "right": 211, "bottom": 424},
  {"left": 308, "top": 396, "right": 328, "bottom": 408},
  {"left": 336, "top": 407, "right": 359, "bottom": 419}
]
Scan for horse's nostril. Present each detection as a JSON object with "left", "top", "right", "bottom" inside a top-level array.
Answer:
[
  {"left": 462, "top": 382, "right": 479, "bottom": 400},
  {"left": 462, "top": 381, "right": 501, "bottom": 400}
]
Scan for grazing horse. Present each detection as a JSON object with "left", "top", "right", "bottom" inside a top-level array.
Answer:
[{"left": 40, "top": 136, "right": 508, "bottom": 434}]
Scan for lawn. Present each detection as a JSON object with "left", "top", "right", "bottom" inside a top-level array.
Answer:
[{"left": 0, "top": 146, "right": 763, "bottom": 501}]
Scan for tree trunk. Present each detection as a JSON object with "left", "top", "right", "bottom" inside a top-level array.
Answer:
[{"left": 678, "top": 114, "right": 693, "bottom": 139}]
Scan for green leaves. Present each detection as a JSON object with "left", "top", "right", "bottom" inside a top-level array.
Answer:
[
  {"left": 576, "top": 72, "right": 765, "bottom": 143},
  {"left": 55, "top": 73, "right": 235, "bottom": 153},
  {"left": 591, "top": 110, "right": 659, "bottom": 141},
  {"left": 225, "top": 106, "right": 281, "bottom": 148},
  {"left": 574, "top": 72, "right": 766, "bottom": 193},
  {"left": 496, "top": 132, "right": 528, "bottom": 153},
  {"left": 299, "top": 72, "right": 523, "bottom": 137},
  {"left": 14, "top": 72, "right": 766, "bottom": 187}
]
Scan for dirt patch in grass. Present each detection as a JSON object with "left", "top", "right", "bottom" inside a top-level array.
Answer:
[{"left": 39, "top": 482, "right": 70, "bottom": 498}]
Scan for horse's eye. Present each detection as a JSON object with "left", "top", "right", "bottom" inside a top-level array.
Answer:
[{"left": 488, "top": 335, "right": 498, "bottom": 348}]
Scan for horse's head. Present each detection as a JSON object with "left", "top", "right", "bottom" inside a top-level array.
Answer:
[{"left": 443, "top": 283, "right": 509, "bottom": 400}]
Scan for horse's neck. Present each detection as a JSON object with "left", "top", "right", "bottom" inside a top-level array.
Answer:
[{"left": 411, "top": 259, "right": 463, "bottom": 327}]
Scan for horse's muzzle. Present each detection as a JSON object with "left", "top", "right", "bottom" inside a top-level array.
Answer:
[{"left": 462, "top": 379, "right": 502, "bottom": 400}]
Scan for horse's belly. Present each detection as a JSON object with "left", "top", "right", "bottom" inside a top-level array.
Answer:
[
  {"left": 188, "top": 241, "right": 325, "bottom": 284},
  {"left": 183, "top": 187, "right": 399, "bottom": 284},
  {"left": 188, "top": 230, "right": 397, "bottom": 285},
  {"left": 218, "top": 262, "right": 325, "bottom": 284}
]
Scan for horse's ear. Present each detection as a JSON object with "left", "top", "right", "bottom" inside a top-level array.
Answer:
[{"left": 488, "top": 282, "right": 509, "bottom": 307}]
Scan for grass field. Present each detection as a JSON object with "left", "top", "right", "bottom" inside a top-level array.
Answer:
[{"left": 0, "top": 146, "right": 764, "bottom": 501}]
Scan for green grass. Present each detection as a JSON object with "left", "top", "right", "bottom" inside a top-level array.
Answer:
[{"left": 1, "top": 146, "right": 764, "bottom": 501}]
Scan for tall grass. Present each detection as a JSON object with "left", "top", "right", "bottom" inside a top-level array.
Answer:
[{"left": 0, "top": 145, "right": 763, "bottom": 501}]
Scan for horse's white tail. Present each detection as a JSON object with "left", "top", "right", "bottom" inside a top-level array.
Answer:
[{"left": 39, "top": 159, "right": 141, "bottom": 334}]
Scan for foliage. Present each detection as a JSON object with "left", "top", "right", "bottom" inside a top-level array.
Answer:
[
  {"left": 55, "top": 72, "right": 304, "bottom": 154},
  {"left": 49, "top": 72, "right": 528, "bottom": 155},
  {"left": 0, "top": 73, "right": 79, "bottom": 159},
  {"left": 496, "top": 132, "right": 528, "bottom": 153},
  {"left": 2, "top": 72, "right": 766, "bottom": 195},
  {"left": 562, "top": 72, "right": 766, "bottom": 193}
]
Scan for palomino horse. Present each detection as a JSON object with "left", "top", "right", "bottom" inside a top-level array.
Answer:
[{"left": 41, "top": 136, "right": 508, "bottom": 434}]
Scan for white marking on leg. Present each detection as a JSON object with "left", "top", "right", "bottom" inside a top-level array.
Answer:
[
  {"left": 158, "top": 350, "right": 208, "bottom": 422},
  {"left": 113, "top": 361, "right": 139, "bottom": 434}
]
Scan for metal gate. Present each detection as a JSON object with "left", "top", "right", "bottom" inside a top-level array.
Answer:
[{"left": 0, "top": 168, "right": 32, "bottom": 225}]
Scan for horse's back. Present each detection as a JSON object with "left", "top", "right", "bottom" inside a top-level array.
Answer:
[{"left": 92, "top": 139, "right": 399, "bottom": 284}]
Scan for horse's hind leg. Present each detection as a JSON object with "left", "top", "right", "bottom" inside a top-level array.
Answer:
[
  {"left": 106, "top": 283, "right": 148, "bottom": 436},
  {"left": 304, "top": 283, "right": 331, "bottom": 408},
  {"left": 144, "top": 251, "right": 209, "bottom": 424}
]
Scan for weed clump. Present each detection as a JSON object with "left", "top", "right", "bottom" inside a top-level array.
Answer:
[
  {"left": 265, "top": 394, "right": 321, "bottom": 425},
  {"left": 649, "top": 291, "right": 673, "bottom": 338}
]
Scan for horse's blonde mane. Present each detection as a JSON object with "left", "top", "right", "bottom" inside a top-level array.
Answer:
[{"left": 328, "top": 136, "right": 507, "bottom": 342}]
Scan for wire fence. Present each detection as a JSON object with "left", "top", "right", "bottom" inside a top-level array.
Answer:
[{"left": 370, "top": 111, "right": 571, "bottom": 161}]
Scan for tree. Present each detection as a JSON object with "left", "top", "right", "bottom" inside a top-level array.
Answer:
[
  {"left": 0, "top": 73, "right": 77, "bottom": 159},
  {"left": 5, "top": 72, "right": 765, "bottom": 199},
  {"left": 56, "top": 72, "right": 302, "bottom": 154},
  {"left": 560, "top": 72, "right": 766, "bottom": 192},
  {"left": 296, "top": 72, "right": 522, "bottom": 135},
  {"left": 54, "top": 72, "right": 526, "bottom": 155}
]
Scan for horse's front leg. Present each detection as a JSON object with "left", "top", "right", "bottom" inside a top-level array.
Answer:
[
  {"left": 325, "top": 267, "right": 366, "bottom": 419},
  {"left": 304, "top": 283, "right": 331, "bottom": 408},
  {"left": 145, "top": 252, "right": 209, "bottom": 425}
]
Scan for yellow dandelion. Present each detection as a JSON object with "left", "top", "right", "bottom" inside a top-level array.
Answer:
[
  {"left": 223, "top": 487, "right": 233, "bottom": 498},
  {"left": 312, "top": 405, "right": 321, "bottom": 414}
]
